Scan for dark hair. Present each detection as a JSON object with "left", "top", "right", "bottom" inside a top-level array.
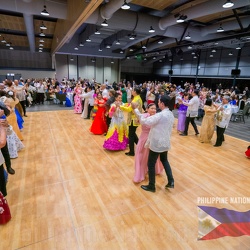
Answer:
[
  {"left": 205, "top": 98, "right": 212, "bottom": 106},
  {"left": 194, "top": 90, "right": 199, "bottom": 95},
  {"left": 147, "top": 103, "right": 156, "bottom": 109},
  {"left": 134, "top": 88, "right": 141, "bottom": 95},
  {"left": 115, "top": 92, "right": 121, "bottom": 98},
  {"left": 248, "top": 145, "right": 250, "bottom": 150},
  {"left": 159, "top": 95, "right": 171, "bottom": 107}
]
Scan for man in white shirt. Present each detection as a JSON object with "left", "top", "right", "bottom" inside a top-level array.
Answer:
[
  {"left": 180, "top": 90, "right": 199, "bottom": 136},
  {"left": 132, "top": 95, "right": 175, "bottom": 193},
  {"left": 214, "top": 96, "right": 232, "bottom": 147}
]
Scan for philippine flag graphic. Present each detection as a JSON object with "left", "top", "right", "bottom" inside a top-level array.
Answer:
[{"left": 198, "top": 206, "right": 250, "bottom": 240}]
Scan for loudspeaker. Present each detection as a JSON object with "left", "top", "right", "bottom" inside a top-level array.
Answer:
[
  {"left": 168, "top": 70, "right": 173, "bottom": 75},
  {"left": 231, "top": 69, "right": 241, "bottom": 76}
]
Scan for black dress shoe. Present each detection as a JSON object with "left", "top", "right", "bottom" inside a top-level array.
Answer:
[
  {"left": 213, "top": 144, "right": 221, "bottom": 147},
  {"left": 7, "top": 167, "right": 15, "bottom": 175},
  {"left": 125, "top": 152, "right": 135, "bottom": 156},
  {"left": 165, "top": 181, "right": 174, "bottom": 189},
  {"left": 180, "top": 133, "right": 187, "bottom": 136},
  {"left": 195, "top": 133, "right": 199, "bottom": 136},
  {"left": 141, "top": 185, "right": 156, "bottom": 192}
]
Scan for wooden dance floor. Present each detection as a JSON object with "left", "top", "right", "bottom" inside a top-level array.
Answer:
[{"left": 1, "top": 110, "right": 250, "bottom": 249}]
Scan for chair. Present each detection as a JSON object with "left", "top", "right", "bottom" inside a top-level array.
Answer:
[
  {"left": 45, "top": 92, "right": 54, "bottom": 104},
  {"left": 55, "top": 93, "right": 66, "bottom": 106},
  {"left": 231, "top": 103, "right": 250, "bottom": 123}
]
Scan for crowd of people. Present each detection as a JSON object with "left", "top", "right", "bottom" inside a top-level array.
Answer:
[{"left": 0, "top": 77, "right": 249, "bottom": 224}]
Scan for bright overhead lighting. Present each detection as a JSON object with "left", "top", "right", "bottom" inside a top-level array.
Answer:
[
  {"left": 127, "top": 56, "right": 130, "bottom": 59},
  {"left": 40, "top": 22, "right": 47, "bottom": 30},
  {"left": 229, "top": 51, "right": 233, "bottom": 55},
  {"left": 9, "top": 46, "right": 14, "bottom": 50},
  {"left": 222, "top": 0, "right": 234, "bottom": 8},
  {"left": 115, "top": 40, "right": 120, "bottom": 45},
  {"left": 99, "top": 48, "right": 102, "bottom": 51},
  {"left": 120, "top": 50, "right": 124, "bottom": 54},
  {"left": 129, "top": 48, "right": 134, "bottom": 51},
  {"left": 121, "top": 0, "right": 130, "bottom": 10},
  {"left": 101, "top": 19, "right": 108, "bottom": 27},
  {"left": 74, "top": 47, "right": 78, "bottom": 50},
  {"left": 149, "top": 26, "right": 155, "bottom": 33},
  {"left": 193, "top": 55, "right": 197, "bottom": 59},
  {"left": 70, "top": 57, "right": 74, "bottom": 61},
  {"left": 1, "top": 37, "right": 6, "bottom": 43},
  {"left": 159, "top": 60, "right": 162, "bottom": 62},
  {"left": 217, "top": 24, "right": 224, "bottom": 32},
  {"left": 210, "top": 54, "right": 213, "bottom": 57},
  {"left": 236, "top": 45, "right": 241, "bottom": 50},
  {"left": 86, "top": 38, "right": 91, "bottom": 42},
  {"left": 41, "top": 5, "right": 49, "bottom": 16},
  {"left": 129, "top": 34, "right": 135, "bottom": 40},
  {"left": 111, "top": 60, "right": 114, "bottom": 64},
  {"left": 39, "top": 43, "right": 44, "bottom": 47},
  {"left": 39, "top": 50, "right": 42, "bottom": 53},
  {"left": 153, "top": 56, "right": 156, "bottom": 60},
  {"left": 158, "top": 40, "right": 163, "bottom": 44},
  {"left": 176, "top": 14, "right": 187, "bottom": 23},
  {"left": 5, "top": 42, "right": 10, "bottom": 46},
  {"left": 95, "top": 29, "right": 100, "bottom": 35},
  {"left": 180, "top": 58, "right": 183, "bottom": 60},
  {"left": 39, "top": 39, "right": 44, "bottom": 43},
  {"left": 188, "top": 45, "right": 193, "bottom": 49},
  {"left": 211, "top": 49, "right": 216, "bottom": 53},
  {"left": 106, "top": 45, "right": 111, "bottom": 49},
  {"left": 79, "top": 42, "right": 84, "bottom": 47},
  {"left": 142, "top": 45, "right": 146, "bottom": 49},
  {"left": 185, "top": 33, "right": 191, "bottom": 39},
  {"left": 39, "top": 30, "right": 45, "bottom": 36}
]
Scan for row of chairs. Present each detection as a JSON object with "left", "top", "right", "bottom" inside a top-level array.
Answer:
[
  {"left": 45, "top": 92, "right": 66, "bottom": 105},
  {"left": 231, "top": 103, "right": 250, "bottom": 123}
]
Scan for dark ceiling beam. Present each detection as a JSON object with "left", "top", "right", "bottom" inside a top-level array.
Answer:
[{"left": 233, "top": 9, "right": 244, "bottom": 30}]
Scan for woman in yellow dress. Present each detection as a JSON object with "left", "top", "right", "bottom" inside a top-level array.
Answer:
[
  {"left": 0, "top": 91, "right": 23, "bottom": 141},
  {"left": 199, "top": 99, "right": 217, "bottom": 143}
]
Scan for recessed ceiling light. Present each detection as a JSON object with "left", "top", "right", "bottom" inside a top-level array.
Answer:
[
  {"left": 121, "top": 0, "right": 130, "bottom": 10},
  {"left": 222, "top": 0, "right": 234, "bottom": 8}
]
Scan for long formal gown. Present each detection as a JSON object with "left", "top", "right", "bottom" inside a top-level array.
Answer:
[
  {"left": 73, "top": 88, "right": 82, "bottom": 113},
  {"left": 103, "top": 104, "right": 128, "bottom": 150},
  {"left": 133, "top": 113, "right": 163, "bottom": 183},
  {"left": 199, "top": 105, "right": 217, "bottom": 143},
  {"left": 0, "top": 191, "right": 11, "bottom": 224},
  {"left": 7, "top": 129, "right": 25, "bottom": 158},
  {"left": 177, "top": 102, "right": 188, "bottom": 132},
  {"left": 90, "top": 99, "right": 107, "bottom": 135}
]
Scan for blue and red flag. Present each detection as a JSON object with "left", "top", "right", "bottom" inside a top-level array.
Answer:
[{"left": 198, "top": 206, "right": 250, "bottom": 240}]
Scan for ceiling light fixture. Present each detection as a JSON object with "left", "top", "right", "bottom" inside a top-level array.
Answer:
[
  {"left": 99, "top": 48, "right": 102, "bottom": 51},
  {"left": 95, "top": 29, "right": 100, "bottom": 35},
  {"left": 115, "top": 40, "right": 120, "bottom": 45},
  {"left": 120, "top": 50, "right": 124, "bottom": 54},
  {"left": 121, "top": 0, "right": 130, "bottom": 10},
  {"left": 111, "top": 60, "right": 114, "bottom": 64},
  {"left": 142, "top": 45, "right": 146, "bottom": 49},
  {"left": 39, "top": 50, "right": 42, "bottom": 53},
  {"left": 176, "top": 14, "right": 187, "bottom": 23},
  {"left": 229, "top": 51, "right": 233, "bottom": 55},
  {"left": 40, "top": 22, "right": 47, "bottom": 30},
  {"left": 149, "top": 26, "right": 155, "bottom": 33},
  {"left": 180, "top": 58, "right": 183, "bottom": 61},
  {"left": 185, "top": 33, "right": 191, "bottom": 39},
  {"left": 158, "top": 40, "right": 163, "bottom": 44},
  {"left": 9, "top": 46, "right": 14, "bottom": 50},
  {"left": 74, "top": 47, "right": 79, "bottom": 50},
  {"left": 153, "top": 56, "right": 156, "bottom": 60},
  {"left": 39, "top": 43, "right": 44, "bottom": 47},
  {"left": 129, "top": 48, "right": 134, "bottom": 51},
  {"left": 70, "top": 57, "right": 74, "bottom": 61},
  {"left": 129, "top": 34, "right": 135, "bottom": 40},
  {"left": 79, "top": 42, "right": 84, "bottom": 47},
  {"left": 106, "top": 45, "right": 111, "bottom": 49},
  {"left": 210, "top": 54, "right": 213, "bottom": 57},
  {"left": 236, "top": 45, "right": 241, "bottom": 50},
  {"left": 211, "top": 49, "right": 216, "bottom": 53},
  {"left": 39, "top": 39, "right": 44, "bottom": 43},
  {"left": 222, "top": 0, "right": 234, "bottom": 8},
  {"left": 41, "top": 5, "right": 49, "bottom": 16},
  {"left": 217, "top": 24, "right": 224, "bottom": 32},
  {"left": 1, "top": 37, "right": 6, "bottom": 43},
  {"left": 101, "top": 19, "right": 108, "bottom": 27},
  {"left": 188, "top": 45, "right": 193, "bottom": 49},
  {"left": 5, "top": 42, "right": 10, "bottom": 46},
  {"left": 39, "top": 30, "right": 45, "bottom": 36},
  {"left": 86, "top": 38, "right": 91, "bottom": 42}
]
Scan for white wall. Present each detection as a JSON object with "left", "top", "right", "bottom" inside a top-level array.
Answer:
[{"left": 55, "top": 54, "right": 120, "bottom": 83}]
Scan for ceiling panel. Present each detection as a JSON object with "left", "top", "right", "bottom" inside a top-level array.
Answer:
[{"left": 131, "top": 0, "right": 176, "bottom": 11}]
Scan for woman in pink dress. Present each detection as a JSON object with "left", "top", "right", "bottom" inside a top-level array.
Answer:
[
  {"left": 73, "top": 82, "right": 82, "bottom": 114},
  {"left": 133, "top": 103, "right": 163, "bottom": 183}
]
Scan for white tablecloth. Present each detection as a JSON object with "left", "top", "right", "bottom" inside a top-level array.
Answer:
[
  {"left": 67, "top": 93, "right": 73, "bottom": 105},
  {"left": 231, "top": 105, "right": 239, "bottom": 114}
]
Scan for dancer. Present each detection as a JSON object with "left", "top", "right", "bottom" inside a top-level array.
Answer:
[
  {"left": 103, "top": 93, "right": 128, "bottom": 151},
  {"left": 133, "top": 103, "right": 163, "bottom": 183}
]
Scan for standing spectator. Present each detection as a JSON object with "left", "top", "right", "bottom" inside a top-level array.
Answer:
[
  {"left": 213, "top": 96, "right": 232, "bottom": 147},
  {"left": 132, "top": 95, "right": 175, "bottom": 192},
  {"left": 104, "top": 90, "right": 116, "bottom": 131},
  {"left": 179, "top": 90, "right": 200, "bottom": 136},
  {"left": 140, "top": 83, "right": 147, "bottom": 111},
  {"left": 126, "top": 83, "right": 132, "bottom": 103}
]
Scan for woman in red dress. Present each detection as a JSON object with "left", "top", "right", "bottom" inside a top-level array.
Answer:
[{"left": 90, "top": 93, "right": 107, "bottom": 135}]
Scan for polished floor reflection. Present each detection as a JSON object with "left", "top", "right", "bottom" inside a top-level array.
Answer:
[{"left": 1, "top": 110, "right": 249, "bottom": 249}]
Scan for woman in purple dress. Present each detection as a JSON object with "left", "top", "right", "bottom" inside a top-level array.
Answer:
[{"left": 177, "top": 93, "right": 189, "bottom": 133}]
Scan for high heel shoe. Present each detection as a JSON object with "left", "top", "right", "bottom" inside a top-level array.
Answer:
[{"left": 165, "top": 181, "right": 174, "bottom": 189}]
